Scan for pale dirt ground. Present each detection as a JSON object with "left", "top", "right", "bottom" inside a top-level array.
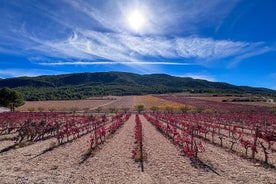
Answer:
[
  {"left": 1, "top": 96, "right": 276, "bottom": 183},
  {"left": 17, "top": 95, "right": 184, "bottom": 113},
  {"left": 17, "top": 96, "right": 135, "bottom": 112},
  {"left": 17, "top": 99, "right": 116, "bottom": 112},
  {"left": 100, "top": 96, "right": 135, "bottom": 110},
  {"left": 0, "top": 113, "right": 275, "bottom": 184}
]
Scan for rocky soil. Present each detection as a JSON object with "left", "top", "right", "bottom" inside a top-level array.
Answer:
[{"left": 0, "top": 114, "right": 275, "bottom": 184}]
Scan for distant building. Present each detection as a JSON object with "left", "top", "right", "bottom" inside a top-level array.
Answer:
[
  {"left": 0, "top": 107, "right": 10, "bottom": 113},
  {"left": 266, "top": 98, "right": 274, "bottom": 103}
]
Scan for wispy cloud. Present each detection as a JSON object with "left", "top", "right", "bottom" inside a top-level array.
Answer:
[
  {"left": 39, "top": 60, "right": 191, "bottom": 66},
  {"left": 228, "top": 46, "right": 276, "bottom": 68},
  {"left": 0, "top": 69, "right": 64, "bottom": 78},
  {"left": 0, "top": 0, "right": 274, "bottom": 68},
  {"left": 27, "top": 30, "right": 272, "bottom": 67},
  {"left": 1, "top": 25, "right": 273, "bottom": 68},
  {"left": 178, "top": 73, "right": 216, "bottom": 82},
  {"left": 62, "top": 0, "right": 241, "bottom": 35}
]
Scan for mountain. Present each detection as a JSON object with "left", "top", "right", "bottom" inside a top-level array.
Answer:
[{"left": 0, "top": 72, "right": 275, "bottom": 101}]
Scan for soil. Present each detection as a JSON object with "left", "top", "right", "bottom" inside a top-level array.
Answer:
[
  {"left": 17, "top": 96, "right": 137, "bottom": 113},
  {"left": 1, "top": 113, "right": 275, "bottom": 183},
  {"left": 17, "top": 99, "right": 116, "bottom": 112}
]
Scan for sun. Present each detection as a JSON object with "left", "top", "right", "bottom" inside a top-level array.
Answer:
[{"left": 127, "top": 10, "right": 146, "bottom": 32}]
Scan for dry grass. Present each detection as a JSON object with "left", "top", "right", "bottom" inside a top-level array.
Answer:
[{"left": 133, "top": 95, "right": 194, "bottom": 112}]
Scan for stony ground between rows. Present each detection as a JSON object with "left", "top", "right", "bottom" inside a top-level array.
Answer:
[{"left": 0, "top": 114, "right": 275, "bottom": 184}]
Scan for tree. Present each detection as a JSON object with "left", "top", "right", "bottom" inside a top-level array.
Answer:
[
  {"left": 0, "top": 87, "right": 25, "bottom": 112},
  {"left": 136, "top": 104, "right": 144, "bottom": 114}
]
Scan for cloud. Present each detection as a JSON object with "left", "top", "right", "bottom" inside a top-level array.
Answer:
[
  {"left": 27, "top": 30, "right": 271, "bottom": 66},
  {"left": 38, "top": 60, "right": 191, "bottom": 66},
  {"left": 0, "top": 0, "right": 240, "bottom": 37},
  {"left": 0, "top": 22, "right": 273, "bottom": 68},
  {"left": 0, "top": 0, "right": 273, "bottom": 68},
  {"left": 1, "top": 26, "right": 273, "bottom": 68},
  {"left": 228, "top": 46, "right": 276, "bottom": 68},
  {"left": 178, "top": 73, "right": 216, "bottom": 82},
  {"left": 0, "top": 69, "right": 64, "bottom": 78},
  {"left": 63, "top": 0, "right": 240, "bottom": 35},
  {"left": 175, "top": 37, "right": 252, "bottom": 59}
]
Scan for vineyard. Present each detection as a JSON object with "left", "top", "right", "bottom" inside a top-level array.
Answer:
[
  {"left": 157, "top": 95, "right": 275, "bottom": 113},
  {"left": 0, "top": 95, "right": 276, "bottom": 183},
  {"left": 144, "top": 112, "right": 276, "bottom": 166}
]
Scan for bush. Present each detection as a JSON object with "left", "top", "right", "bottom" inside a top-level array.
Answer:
[{"left": 136, "top": 104, "right": 144, "bottom": 114}]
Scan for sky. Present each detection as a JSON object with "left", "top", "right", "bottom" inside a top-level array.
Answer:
[{"left": 0, "top": 0, "right": 276, "bottom": 89}]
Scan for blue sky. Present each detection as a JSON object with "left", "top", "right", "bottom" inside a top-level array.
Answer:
[{"left": 0, "top": 0, "right": 276, "bottom": 89}]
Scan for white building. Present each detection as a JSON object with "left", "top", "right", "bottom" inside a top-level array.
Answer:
[
  {"left": 266, "top": 98, "right": 274, "bottom": 103},
  {"left": 0, "top": 107, "right": 10, "bottom": 113}
]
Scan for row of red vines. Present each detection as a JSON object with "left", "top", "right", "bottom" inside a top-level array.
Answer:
[
  {"left": 143, "top": 113, "right": 205, "bottom": 158},
  {"left": 0, "top": 112, "right": 64, "bottom": 135},
  {"left": 0, "top": 112, "right": 130, "bottom": 147},
  {"left": 58, "top": 114, "right": 109, "bottom": 144},
  {"left": 131, "top": 114, "right": 144, "bottom": 172},
  {"left": 145, "top": 112, "right": 276, "bottom": 165},
  {"left": 88, "top": 113, "right": 131, "bottom": 151},
  {"left": 158, "top": 95, "right": 272, "bottom": 112}
]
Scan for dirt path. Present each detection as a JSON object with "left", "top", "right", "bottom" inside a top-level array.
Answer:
[
  {"left": 73, "top": 113, "right": 146, "bottom": 184},
  {"left": 101, "top": 96, "right": 135, "bottom": 110}
]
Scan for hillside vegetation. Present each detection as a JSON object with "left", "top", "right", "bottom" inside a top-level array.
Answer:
[{"left": 0, "top": 72, "right": 275, "bottom": 101}]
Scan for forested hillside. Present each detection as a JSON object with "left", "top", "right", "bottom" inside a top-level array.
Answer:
[{"left": 0, "top": 72, "right": 275, "bottom": 100}]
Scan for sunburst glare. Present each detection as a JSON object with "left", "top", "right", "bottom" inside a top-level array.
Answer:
[{"left": 127, "top": 10, "right": 146, "bottom": 32}]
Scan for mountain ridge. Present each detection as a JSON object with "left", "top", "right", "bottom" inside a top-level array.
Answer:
[{"left": 0, "top": 72, "right": 275, "bottom": 100}]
